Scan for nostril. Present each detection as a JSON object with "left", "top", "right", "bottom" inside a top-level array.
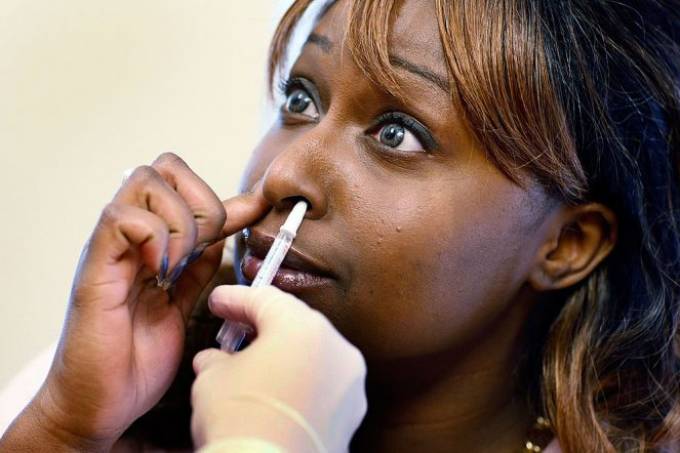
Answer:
[{"left": 280, "top": 196, "right": 312, "bottom": 214}]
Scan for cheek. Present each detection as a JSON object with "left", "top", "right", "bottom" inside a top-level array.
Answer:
[
  {"left": 340, "top": 178, "right": 533, "bottom": 360},
  {"left": 238, "top": 127, "right": 290, "bottom": 191},
  {"left": 241, "top": 125, "right": 536, "bottom": 362}
]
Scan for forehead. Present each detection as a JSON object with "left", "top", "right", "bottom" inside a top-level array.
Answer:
[
  {"left": 390, "top": 0, "right": 445, "bottom": 64},
  {"left": 314, "top": 0, "right": 447, "bottom": 79}
]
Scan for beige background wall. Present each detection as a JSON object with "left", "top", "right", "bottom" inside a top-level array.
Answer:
[{"left": 0, "top": 1, "right": 294, "bottom": 389}]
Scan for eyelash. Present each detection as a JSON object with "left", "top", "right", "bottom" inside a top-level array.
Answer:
[
  {"left": 277, "top": 77, "right": 295, "bottom": 97},
  {"left": 370, "top": 112, "right": 438, "bottom": 152},
  {"left": 278, "top": 77, "right": 309, "bottom": 99},
  {"left": 277, "top": 76, "right": 438, "bottom": 152}
]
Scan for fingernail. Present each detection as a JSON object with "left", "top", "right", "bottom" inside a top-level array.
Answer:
[
  {"left": 159, "top": 254, "right": 169, "bottom": 281},
  {"left": 121, "top": 167, "right": 134, "bottom": 185},
  {"left": 186, "top": 245, "right": 206, "bottom": 265},
  {"left": 156, "top": 255, "right": 188, "bottom": 291},
  {"left": 169, "top": 256, "right": 190, "bottom": 284}
]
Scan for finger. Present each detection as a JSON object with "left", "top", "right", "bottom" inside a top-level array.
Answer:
[
  {"left": 173, "top": 240, "right": 225, "bottom": 321},
  {"left": 222, "top": 181, "right": 270, "bottom": 238},
  {"left": 76, "top": 204, "right": 170, "bottom": 309},
  {"left": 121, "top": 167, "right": 134, "bottom": 183},
  {"left": 152, "top": 153, "right": 227, "bottom": 249},
  {"left": 114, "top": 165, "right": 197, "bottom": 271},
  {"left": 207, "top": 285, "right": 312, "bottom": 333},
  {"left": 192, "top": 348, "right": 228, "bottom": 375}
]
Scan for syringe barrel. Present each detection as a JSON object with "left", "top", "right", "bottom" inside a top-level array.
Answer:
[
  {"left": 216, "top": 201, "right": 306, "bottom": 353},
  {"left": 216, "top": 321, "right": 253, "bottom": 352},
  {"left": 250, "top": 230, "right": 294, "bottom": 287}
]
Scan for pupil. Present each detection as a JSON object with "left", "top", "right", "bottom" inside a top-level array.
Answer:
[
  {"left": 380, "top": 124, "right": 405, "bottom": 147},
  {"left": 287, "top": 89, "right": 311, "bottom": 113}
]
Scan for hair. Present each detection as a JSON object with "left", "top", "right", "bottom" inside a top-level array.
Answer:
[{"left": 269, "top": 0, "right": 680, "bottom": 451}]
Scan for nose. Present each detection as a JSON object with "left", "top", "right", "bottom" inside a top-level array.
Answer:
[{"left": 261, "top": 133, "right": 330, "bottom": 220}]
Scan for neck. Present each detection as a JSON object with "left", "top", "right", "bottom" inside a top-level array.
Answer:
[{"left": 351, "top": 301, "right": 534, "bottom": 453}]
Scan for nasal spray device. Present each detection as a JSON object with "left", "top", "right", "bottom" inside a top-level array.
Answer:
[{"left": 216, "top": 200, "right": 308, "bottom": 353}]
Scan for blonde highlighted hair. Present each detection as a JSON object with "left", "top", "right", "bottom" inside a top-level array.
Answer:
[{"left": 269, "top": 1, "right": 680, "bottom": 451}]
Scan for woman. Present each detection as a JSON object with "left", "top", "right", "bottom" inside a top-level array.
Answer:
[
  {"left": 5, "top": 0, "right": 680, "bottom": 451},
  {"left": 240, "top": 1, "right": 679, "bottom": 450}
]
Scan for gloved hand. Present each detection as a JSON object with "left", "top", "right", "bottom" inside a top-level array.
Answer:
[{"left": 191, "top": 285, "right": 368, "bottom": 453}]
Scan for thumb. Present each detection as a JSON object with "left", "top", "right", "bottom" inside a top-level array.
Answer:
[
  {"left": 193, "top": 348, "right": 229, "bottom": 374},
  {"left": 208, "top": 285, "right": 310, "bottom": 334}
]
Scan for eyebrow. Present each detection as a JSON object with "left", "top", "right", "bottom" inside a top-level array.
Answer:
[
  {"left": 304, "top": 33, "right": 449, "bottom": 93},
  {"left": 389, "top": 56, "right": 449, "bottom": 92},
  {"left": 305, "top": 33, "right": 333, "bottom": 53}
]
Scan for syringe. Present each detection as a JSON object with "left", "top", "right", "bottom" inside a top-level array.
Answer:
[{"left": 216, "top": 200, "right": 308, "bottom": 352}]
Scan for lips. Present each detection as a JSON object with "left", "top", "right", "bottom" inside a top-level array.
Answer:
[{"left": 241, "top": 229, "right": 335, "bottom": 294}]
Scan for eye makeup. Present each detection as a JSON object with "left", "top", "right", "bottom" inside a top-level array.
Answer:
[
  {"left": 278, "top": 76, "right": 323, "bottom": 114},
  {"left": 278, "top": 74, "right": 440, "bottom": 155},
  {"left": 370, "top": 111, "right": 439, "bottom": 152}
]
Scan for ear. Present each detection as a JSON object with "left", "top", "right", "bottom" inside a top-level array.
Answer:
[{"left": 529, "top": 203, "right": 618, "bottom": 291}]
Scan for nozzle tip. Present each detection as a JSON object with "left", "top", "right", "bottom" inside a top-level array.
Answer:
[{"left": 281, "top": 201, "right": 308, "bottom": 235}]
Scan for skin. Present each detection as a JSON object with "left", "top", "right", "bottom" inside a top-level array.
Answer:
[
  {"left": 0, "top": 1, "right": 617, "bottom": 451},
  {"left": 0, "top": 154, "right": 270, "bottom": 452},
  {"left": 236, "top": 0, "right": 616, "bottom": 452}
]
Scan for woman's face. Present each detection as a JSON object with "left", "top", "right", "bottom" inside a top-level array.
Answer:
[{"left": 237, "top": 0, "right": 550, "bottom": 362}]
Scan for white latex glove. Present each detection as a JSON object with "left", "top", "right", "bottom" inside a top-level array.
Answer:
[{"left": 191, "top": 285, "right": 368, "bottom": 453}]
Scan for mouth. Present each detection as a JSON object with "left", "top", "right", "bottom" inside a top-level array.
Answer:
[{"left": 241, "top": 228, "right": 335, "bottom": 294}]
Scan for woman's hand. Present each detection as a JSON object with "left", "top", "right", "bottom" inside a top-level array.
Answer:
[
  {"left": 1, "top": 153, "right": 268, "bottom": 451},
  {"left": 191, "top": 285, "right": 367, "bottom": 453}
]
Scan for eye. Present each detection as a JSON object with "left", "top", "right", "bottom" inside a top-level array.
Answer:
[
  {"left": 285, "top": 88, "right": 318, "bottom": 117},
  {"left": 279, "top": 77, "right": 321, "bottom": 120},
  {"left": 369, "top": 112, "right": 436, "bottom": 153},
  {"left": 280, "top": 80, "right": 320, "bottom": 120},
  {"left": 373, "top": 123, "right": 424, "bottom": 152}
]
